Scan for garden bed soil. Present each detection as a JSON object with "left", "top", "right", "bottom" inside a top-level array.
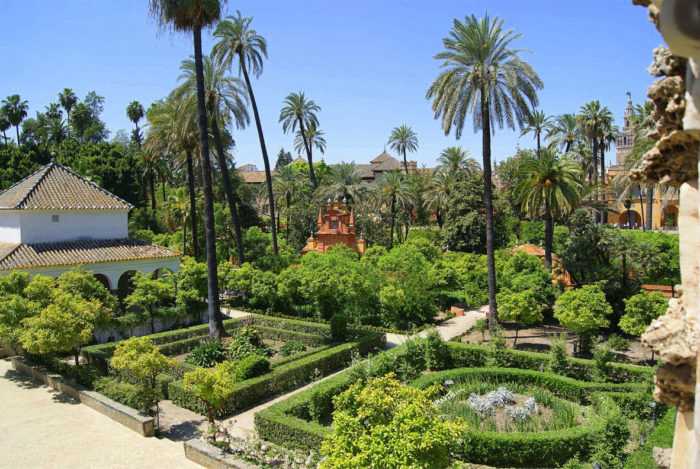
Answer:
[{"left": 458, "top": 323, "right": 652, "bottom": 363}]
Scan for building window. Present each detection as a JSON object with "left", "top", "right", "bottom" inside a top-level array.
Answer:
[{"left": 51, "top": 214, "right": 59, "bottom": 222}]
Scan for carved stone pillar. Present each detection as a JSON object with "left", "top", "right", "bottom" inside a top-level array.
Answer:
[{"left": 633, "top": 1, "right": 700, "bottom": 467}]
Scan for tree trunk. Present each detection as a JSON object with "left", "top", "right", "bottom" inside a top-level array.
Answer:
[
  {"left": 211, "top": 117, "right": 245, "bottom": 265},
  {"left": 436, "top": 208, "right": 443, "bottom": 229},
  {"left": 536, "top": 132, "right": 541, "bottom": 159},
  {"left": 240, "top": 59, "right": 278, "bottom": 254},
  {"left": 162, "top": 182, "right": 166, "bottom": 202},
  {"left": 389, "top": 194, "right": 395, "bottom": 250},
  {"left": 15, "top": 125, "right": 20, "bottom": 146},
  {"left": 544, "top": 205, "right": 553, "bottom": 270},
  {"left": 183, "top": 224, "right": 187, "bottom": 258},
  {"left": 592, "top": 134, "right": 599, "bottom": 223},
  {"left": 600, "top": 141, "right": 607, "bottom": 224},
  {"left": 402, "top": 149, "right": 409, "bottom": 174},
  {"left": 286, "top": 194, "right": 291, "bottom": 240},
  {"left": 481, "top": 92, "right": 499, "bottom": 332},
  {"left": 193, "top": 26, "right": 225, "bottom": 340},
  {"left": 73, "top": 349, "right": 80, "bottom": 367},
  {"left": 638, "top": 184, "right": 646, "bottom": 231},
  {"left": 150, "top": 171, "right": 156, "bottom": 211},
  {"left": 186, "top": 151, "right": 200, "bottom": 261},
  {"left": 646, "top": 186, "right": 654, "bottom": 230},
  {"left": 149, "top": 305, "right": 155, "bottom": 334},
  {"left": 297, "top": 117, "right": 317, "bottom": 188}
]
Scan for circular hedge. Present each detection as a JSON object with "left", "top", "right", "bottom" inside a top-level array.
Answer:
[{"left": 411, "top": 367, "right": 641, "bottom": 468}]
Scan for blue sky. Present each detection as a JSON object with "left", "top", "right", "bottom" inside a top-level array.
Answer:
[{"left": 1, "top": 0, "right": 663, "bottom": 169}]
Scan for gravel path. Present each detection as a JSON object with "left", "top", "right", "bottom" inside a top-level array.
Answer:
[
  {"left": 385, "top": 308, "right": 486, "bottom": 349},
  {"left": 0, "top": 359, "right": 200, "bottom": 469}
]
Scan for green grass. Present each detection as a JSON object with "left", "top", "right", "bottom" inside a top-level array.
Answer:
[{"left": 624, "top": 408, "right": 675, "bottom": 469}]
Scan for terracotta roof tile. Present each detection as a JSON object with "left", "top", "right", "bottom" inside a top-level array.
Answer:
[
  {"left": 0, "top": 162, "right": 133, "bottom": 210},
  {"left": 0, "top": 238, "right": 179, "bottom": 271}
]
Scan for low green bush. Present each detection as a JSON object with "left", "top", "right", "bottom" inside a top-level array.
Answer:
[
  {"left": 185, "top": 341, "right": 227, "bottom": 367},
  {"left": 279, "top": 341, "right": 306, "bottom": 357},
  {"left": 169, "top": 330, "right": 385, "bottom": 418},
  {"left": 330, "top": 314, "right": 348, "bottom": 342},
  {"left": 606, "top": 333, "right": 630, "bottom": 352},
  {"left": 93, "top": 376, "right": 152, "bottom": 413},
  {"left": 424, "top": 331, "right": 451, "bottom": 371},
  {"left": 236, "top": 354, "right": 270, "bottom": 380}
]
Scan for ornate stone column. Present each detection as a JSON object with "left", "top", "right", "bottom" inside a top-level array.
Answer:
[{"left": 633, "top": 1, "right": 700, "bottom": 467}]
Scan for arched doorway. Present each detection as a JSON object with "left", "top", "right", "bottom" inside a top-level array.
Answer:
[
  {"left": 662, "top": 205, "right": 679, "bottom": 228},
  {"left": 93, "top": 273, "right": 111, "bottom": 291},
  {"left": 619, "top": 210, "right": 642, "bottom": 229},
  {"left": 117, "top": 270, "right": 138, "bottom": 303}
]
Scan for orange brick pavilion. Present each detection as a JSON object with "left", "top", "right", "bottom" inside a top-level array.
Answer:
[{"left": 303, "top": 198, "right": 366, "bottom": 255}]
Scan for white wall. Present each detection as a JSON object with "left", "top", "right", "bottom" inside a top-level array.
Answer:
[
  {"left": 0, "top": 211, "right": 21, "bottom": 243},
  {"left": 19, "top": 210, "right": 129, "bottom": 243}
]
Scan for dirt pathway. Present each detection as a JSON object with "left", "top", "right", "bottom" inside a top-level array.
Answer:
[{"left": 0, "top": 359, "right": 200, "bottom": 469}]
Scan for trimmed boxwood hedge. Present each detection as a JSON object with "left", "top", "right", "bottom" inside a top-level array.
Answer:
[
  {"left": 254, "top": 341, "right": 654, "bottom": 457},
  {"left": 447, "top": 342, "right": 652, "bottom": 384},
  {"left": 410, "top": 367, "right": 645, "bottom": 404},
  {"left": 82, "top": 314, "right": 330, "bottom": 370},
  {"left": 169, "top": 329, "right": 385, "bottom": 418}
]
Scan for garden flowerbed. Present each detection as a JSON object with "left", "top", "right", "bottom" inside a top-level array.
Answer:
[{"left": 254, "top": 339, "right": 658, "bottom": 468}]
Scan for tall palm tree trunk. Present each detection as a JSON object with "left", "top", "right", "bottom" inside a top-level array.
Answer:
[
  {"left": 186, "top": 150, "right": 200, "bottom": 261},
  {"left": 15, "top": 126, "right": 20, "bottom": 145},
  {"left": 240, "top": 59, "right": 278, "bottom": 254},
  {"left": 389, "top": 194, "right": 395, "bottom": 250},
  {"left": 402, "top": 149, "right": 409, "bottom": 174},
  {"left": 193, "top": 26, "right": 225, "bottom": 339},
  {"left": 162, "top": 182, "right": 166, "bottom": 202},
  {"left": 638, "top": 184, "right": 646, "bottom": 231},
  {"left": 646, "top": 186, "right": 654, "bottom": 230},
  {"left": 481, "top": 94, "right": 499, "bottom": 331},
  {"left": 297, "top": 117, "right": 317, "bottom": 188},
  {"left": 210, "top": 118, "right": 245, "bottom": 265},
  {"left": 536, "top": 133, "right": 541, "bottom": 158},
  {"left": 592, "top": 136, "right": 599, "bottom": 223},
  {"left": 544, "top": 201, "right": 553, "bottom": 270},
  {"left": 565, "top": 140, "right": 571, "bottom": 153},
  {"left": 150, "top": 171, "right": 156, "bottom": 211},
  {"left": 600, "top": 142, "right": 607, "bottom": 224}
]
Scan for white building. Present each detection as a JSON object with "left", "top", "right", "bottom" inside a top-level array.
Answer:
[{"left": 0, "top": 160, "right": 180, "bottom": 291}]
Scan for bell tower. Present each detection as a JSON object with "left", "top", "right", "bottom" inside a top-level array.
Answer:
[{"left": 615, "top": 92, "right": 635, "bottom": 166}]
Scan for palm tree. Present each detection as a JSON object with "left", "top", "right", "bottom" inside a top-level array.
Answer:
[
  {"left": 294, "top": 121, "right": 326, "bottom": 161},
  {"left": 630, "top": 102, "right": 657, "bottom": 230},
  {"left": 520, "top": 109, "right": 553, "bottom": 157},
  {"left": 164, "top": 188, "right": 190, "bottom": 254},
  {"left": 272, "top": 165, "right": 308, "bottom": 239},
  {"left": 58, "top": 88, "right": 78, "bottom": 127},
  {"left": 516, "top": 148, "right": 583, "bottom": 268},
  {"left": 426, "top": 13, "right": 542, "bottom": 331},
  {"left": 145, "top": 96, "right": 201, "bottom": 261},
  {"left": 437, "top": 146, "right": 480, "bottom": 176},
  {"left": 426, "top": 170, "right": 457, "bottom": 229},
  {"left": 578, "top": 101, "right": 612, "bottom": 222},
  {"left": 173, "top": 53, "right": 250, "bottom": 265},
  {"left": 213, "top": 11, "right": 278, "bottom": 255},
  {"left": 375, "top": 170, "right": 409, "bottom": 249},
  {"left": 598, "top": 117, "right": 617, "bottom": 224},
  {"left": 317, "top": 162, "right": 370, "bottom": 204},
  {"left": 279, "top": 92, "right": 321, "bottom": 188},
  {"left": 388, "top": 125, "right": 419, "bottom": 174},
  {"left": 149, "top": 0, "right": 227, "bottom": 340},
  {"left": 45, "top": 118, "right": 69, "bottom": 146},
  {"left": 126, "top": 101, "right": 146, "bottom": 149},
  {"left": 138, "top": 150, "right": 169, "bottom": 212},
  {"left": 548, "top": 113, "right": 579, "bottom": 153},
  {"left": 0, "top": 114, "right": 10, "bottom": 148},
  {"left": 2, "top": 95, "right": 29, "bottom": 144}
]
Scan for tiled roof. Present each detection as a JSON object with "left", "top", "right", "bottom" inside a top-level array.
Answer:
[
  {"left": 353, "top": 164, "right": 375, "bottom": 179},
  {"left": 370, "top": 151, "right": 393, "bottom": 164},
  {"left": 0, "top": 238, "right": 179, "bottom": 271},
  {"left": 0, "top": 161, "right": 133, "bottom": 210},
  {"left": 240, "top": 170, "right": 274, "bottom": 184},
  {"left": 373, "top": 157, "right": 402, "bottom": 171},
  {"left": 291, "top": 156, "right": 307, "bottom": 164}
]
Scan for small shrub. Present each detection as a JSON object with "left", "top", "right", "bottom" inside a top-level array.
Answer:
[
  {"left": 593, "top": 341, "right": 615, "bottom": 381},
  {"left": 605, "top": 333, "right": 630, "bottom": 352},
  {"left": 228, "top": 327, "right": 274, "bottom": 361},
  {"left": 236, "top": 354, "right": 270, "bottom": 380},
  {"left": 472, "top": 318, "right": 488, "bottom": 341},
  {"left": 279, "top": 341, "right": 306, "bottom": 356},
  {"left": 185, "top": 341, "right": 227, "bottom": 367},
  {"left": 330, "top": 314, "right": 348, "bottom": 342},
  {"left": 424, "top": 331, "right": 451, "bottom": 371},
  {"left": 486, "top": 328, "right": 509, "bottom": 367},
  {"left": 549, "top": 333, "right": 569, "bottom": 375}
]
